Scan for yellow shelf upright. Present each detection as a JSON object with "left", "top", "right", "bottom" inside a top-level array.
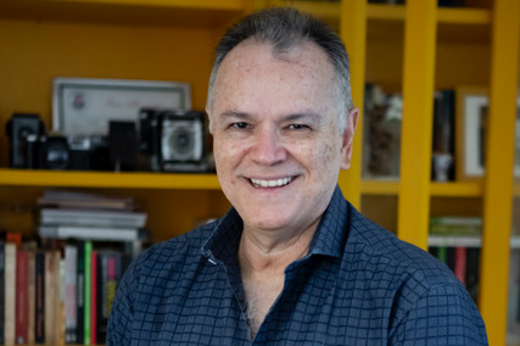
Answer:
[
  {"left": 397, "top": 0, "right": 437, "bottom": 250},
  {"left": 338, "top": 0, "right": 367, "bottom": 209},
  {"left": 478, "top": 0, "right": 520, "bottom": 344}
]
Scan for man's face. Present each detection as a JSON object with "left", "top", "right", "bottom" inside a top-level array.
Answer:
[{"left": 208, "top": 39, "right": 357, "bottom": 235}]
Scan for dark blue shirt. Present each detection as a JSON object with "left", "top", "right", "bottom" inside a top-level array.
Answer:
[{"left": 107, "top": 186, "right": 488, "bottom": 345}]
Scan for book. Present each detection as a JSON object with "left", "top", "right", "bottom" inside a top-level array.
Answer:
[
  {"left": 57, "top": 258, "right": 66, "bottom": 346},
  {"left": 0, "top": 242, "right": 5, "bottom": 345},
  {"left": 5, "top": 242, "right": 16, "bottom": 346},
  {"left": 64, "top": 244, "right": 77, "bottom": 344},
  {"left": 76, "top": 241, "right": 85, "bottom": 344},
  {"left": 96, "top": 251, "right": 121, "bottom": 344},
  {"left": 454, "top": 247, "right": 467, "bottom": 286},
  {"left": 27, "top": 251, "right": 36, "bottom": 345},
  {"left": 90, "top": 251, "right": 97, "bottom": 346},
  {"left": 34, "top": 252, "right": 45, "bottom": 343},
  {"left": 15, "top": 250, "right": 28, "bottom": 344},
  {"left": 39, "top": 225, "right": 148, "bottom": 242},
  {"left": 38, "top": 190, "right": 133, "bottom": 211},
  {"left": 40, "top": 208, "right": 147, "bottom": 229},
  {"left": 466, "top": 248, "right": 481, "bottom": 303},
  {"left": 429, "top": 216, "right": 482, "bottom": 236},
  {"left": 44, "top": 250, "right": 59, "bottom": 345},
  {"left": 84, "top": 241, "right": 92, "bottom": 345}
]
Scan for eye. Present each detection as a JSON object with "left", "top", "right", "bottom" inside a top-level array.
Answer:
[
  {"left": 287, "top": 124, "right": 310, "bottom": 130},
  {"left": 231, "top": 122, "right": 251, "bottom": 129}
]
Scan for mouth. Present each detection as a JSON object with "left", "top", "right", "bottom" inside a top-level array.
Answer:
[{"left": 248, "top": 176, "right": 294, "bottom": 189}]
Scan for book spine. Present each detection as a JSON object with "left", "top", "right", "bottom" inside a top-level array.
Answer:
[
  {"left": 84, "top": 241, "right": 92, "bottom": 345},
  {"left": 454, "top": 247, "right": 467, "bottom": 286},
  {"left": 76, "top": 241, "right": 85, "bottom": 344},
  {"left": 90, "top": 251, "right": 97, "bottom": 346},
  {"left": 27, "top": 251, "right": 36, "bottom": 345},
  {"left": 465, "top": 248, "right": 481, "bottom": 303},
  {"left": 0, "top": 242, "right": 5, "bottom": 345},
  {"left": 64, "top": 245, "right": 77, "bottom": 344},
  {"left": 15, "top": 250, "right": 29, "bottom": 344},
  {"left": 35, "top": 252, "right": 45, "bottom": 344},
  {"left": 57, "top": 257, "right": 66, "bottom": 346},
  {"left": 5, "top": 242, "right": 17, "bottom": 346},
  {"left": 436, "top": 246, "right": 447, "bottom": 264},
  {"left": 44, "top": 251, "right": 57, "bottom": 345},
  {"left": 96, "top": 254, "right": 106, "bottom": 345}
]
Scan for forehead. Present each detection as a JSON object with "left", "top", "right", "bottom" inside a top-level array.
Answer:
[{"left": 212, "top": 39, "right": 336, "bottom": 113}]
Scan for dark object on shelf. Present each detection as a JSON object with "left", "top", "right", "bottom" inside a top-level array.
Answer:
[
  {"left": 5, "top": 113, "right": 45, "bottom": 168},
  {"left": 38, "top": 135, "right": 70, "bottom": 170},
  {"left": 432, "top": 90, "right": 456, "bottom": 181},
  {"left": 109, "top": 121, "right": 137, "bottom": 172},
  {"left": 140, "top": 109, "right": 209, "bottom": 173},
  {"left": 438, "top": 0, "right": 465, "bottom": 7}
]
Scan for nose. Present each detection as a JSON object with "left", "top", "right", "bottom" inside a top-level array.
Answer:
[{"left": 250, "top": 125, "right": 287, "bottom": 166}]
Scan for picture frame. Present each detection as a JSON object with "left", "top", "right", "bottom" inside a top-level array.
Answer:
[
  {"left": 456, "top": 86, "right": 520, "bottom": 181},
  {"left": 52, "top": 77, "right": 191, "bottom": 136}
]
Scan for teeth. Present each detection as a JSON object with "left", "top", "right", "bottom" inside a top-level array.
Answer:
[{"left": 251, "top": 177, "right": 292, "bottom": 188}]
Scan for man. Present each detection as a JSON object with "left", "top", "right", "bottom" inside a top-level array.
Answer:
[{"left": 108, "top": 7, "right": 488, "bottom": 345}]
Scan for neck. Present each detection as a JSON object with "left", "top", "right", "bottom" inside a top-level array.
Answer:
[{"left": 238, "top": 218, "right": 320, "bottom": 274}]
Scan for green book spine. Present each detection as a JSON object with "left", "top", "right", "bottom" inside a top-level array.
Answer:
[
  {"left": 437, "top": 246, "right": 448, "bottom": 263},
  {"left": 84, "top": 241, "right": 92, "bottom": 345}
]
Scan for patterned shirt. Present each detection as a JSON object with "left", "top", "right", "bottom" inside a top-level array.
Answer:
[{"left": 107, "top": 186, "right": 488, "bottom": 345}]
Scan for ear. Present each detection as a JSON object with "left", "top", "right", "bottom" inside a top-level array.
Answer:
[
  {"left": 340, "top": 107, "right": 359, "bottom": 170},
  {"left": 205, "top": 107, "right": 214, "bottom": 134}
]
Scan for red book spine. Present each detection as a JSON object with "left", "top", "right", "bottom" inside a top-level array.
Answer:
[
  {"left": 90, "top": 251, "right": 97, "bottom": 345},
  {"left": 15, "top": 250, "right": 28, "bottom": 344},
  {"left": 454, "top": 247, "right": 467, "bottom": 286}
]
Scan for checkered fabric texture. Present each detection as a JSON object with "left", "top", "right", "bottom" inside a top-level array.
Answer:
[{"left": 107, "top": 186, "right": 488, "bottom": 345}]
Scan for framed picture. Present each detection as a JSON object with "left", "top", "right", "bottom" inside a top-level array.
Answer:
[
  {"left": 456, "top": 86, "right": 520, "bottom": 180},
  {"left": 52, "top": 77, "right": 191, "bottom": 136}
]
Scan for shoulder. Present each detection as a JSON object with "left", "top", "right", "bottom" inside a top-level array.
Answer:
[
  {"left": 344, "top": 207, "right": 487, "bottom": 343},
  {"left": 347, "top": 205, "right": 460, "bottom": 291}
]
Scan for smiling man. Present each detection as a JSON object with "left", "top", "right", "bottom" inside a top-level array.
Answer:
[{"left": 108, "top": 7, "right": 488, "bottom": 345}]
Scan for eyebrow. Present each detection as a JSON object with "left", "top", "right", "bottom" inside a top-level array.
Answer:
[{"left": 217, "top": 110, "right": 323, "bottom": 124}]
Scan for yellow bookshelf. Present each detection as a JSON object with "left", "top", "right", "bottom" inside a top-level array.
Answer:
[{"left": 0, "top": 0, "right": 517, "bottom": 344}]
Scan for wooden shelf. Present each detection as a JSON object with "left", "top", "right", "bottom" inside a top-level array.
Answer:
[
  {"left": 0, "top": 0, "right": 245, "bottom": 26},
  {"left": 514, "top": 184, "right": 520, "bottom": 197},
  {"left": 361, "top": 180, "right": 484, "bottom": 197},
  {"left": 430, "top": 182, "right": 483, "bottom": 197},
  {"left": 429, "top": 235, "right": 520, "bottom": 249},
  {"left": 361, "top": 179, "right": 399, "bottom": 195},
  {"left": 0, "top": 169, "right": 221, "bottom": 190}
]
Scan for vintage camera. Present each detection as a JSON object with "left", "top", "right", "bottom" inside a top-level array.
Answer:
[
  {"left": 5, "top": 113, "right": 46, "bottom": 168},
  {"left": 24, "top": 134, "right": 70, "bottom": 170},
  {"left": 139, "top": 109, "right": 208, "bottom": 172}
]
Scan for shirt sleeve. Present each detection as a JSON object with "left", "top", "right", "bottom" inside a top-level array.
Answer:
[
  {"left": 389, "top": 284, "right": 489, "bottom": 345},
  {"left": 106, "top": 258, "right": 138, "bottom": 346}
]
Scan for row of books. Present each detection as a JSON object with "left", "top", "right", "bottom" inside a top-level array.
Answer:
[
  {"left": 0, "top": 239, "right": 131, "bottom": 346},
  {"left": 428, "top": 216, "right": 482, "bottom": 302}
]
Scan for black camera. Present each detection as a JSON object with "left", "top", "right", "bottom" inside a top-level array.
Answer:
[
  {"left": 139, "top": 109, "right": 209, "bottom": 172},
  {"left": 6, "top": 113, "right": 46, "bottom": 168}
]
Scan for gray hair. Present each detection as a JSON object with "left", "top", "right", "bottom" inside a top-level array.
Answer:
[{"left": 206, "top": 7, "right": 354, "bottom": 133}]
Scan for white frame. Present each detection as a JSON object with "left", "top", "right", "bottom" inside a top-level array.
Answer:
[
  {"left": 456, "top": 86, "right": 520, "bottom": 180},
  {"left": 52, "top": 77, "right": 191, "bottom": 136}
]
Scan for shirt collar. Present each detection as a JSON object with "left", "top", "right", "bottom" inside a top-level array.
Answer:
[{"left": 202, "top": 185, "right": 350, "bottom": 263}]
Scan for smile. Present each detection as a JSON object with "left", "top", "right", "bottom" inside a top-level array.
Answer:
[{"left": 250, "top": 177, "right": 293, "bottom": 188}]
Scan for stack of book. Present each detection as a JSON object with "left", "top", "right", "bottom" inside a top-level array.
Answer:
[
  {"left": 0, "top": 239, "right": 131, "bottom": 346},
  {"left": 38, "top": 190, "right": 148, "bottom": 257},
  {"left": 428, "top": 216, "right": 483, "bottom": 302}
]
